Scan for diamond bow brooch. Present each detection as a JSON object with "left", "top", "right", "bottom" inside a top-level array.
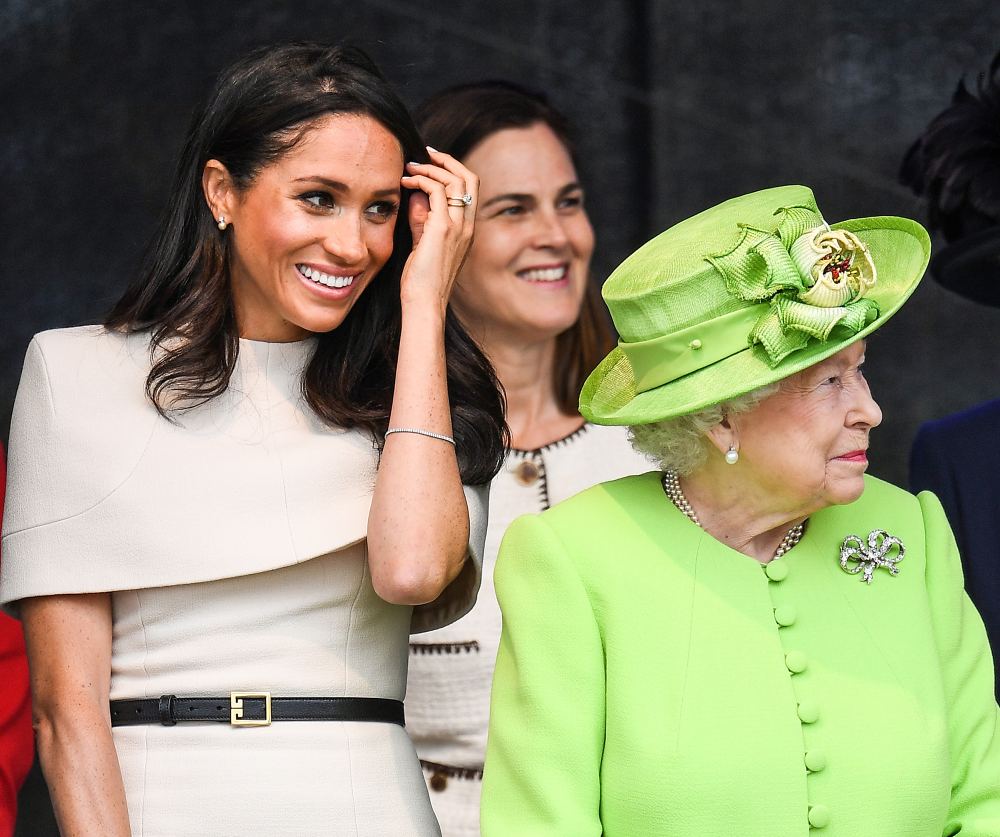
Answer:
[{"left": 839, "top": 529, "right": 904, "bottom": 584}]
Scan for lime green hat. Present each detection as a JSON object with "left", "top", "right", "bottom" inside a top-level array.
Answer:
[{"left": 579, "top": 185, "right": 930, "bottom": 425}]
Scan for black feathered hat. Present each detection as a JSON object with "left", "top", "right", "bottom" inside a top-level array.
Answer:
[{"left": 901, "top": 51, "right": 1000, "bottom": 306}]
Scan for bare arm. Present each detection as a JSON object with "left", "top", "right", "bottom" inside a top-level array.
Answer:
[
  {"left": 367, "top": 149, "right": 479, "bottom": 605},
  {"left": 21, "top": 593, "right": 130, "bottom": 836}
]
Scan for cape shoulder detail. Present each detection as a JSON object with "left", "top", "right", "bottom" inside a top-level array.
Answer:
[{"left": 1, "top": 327, "right": 380, "bottom": 602}]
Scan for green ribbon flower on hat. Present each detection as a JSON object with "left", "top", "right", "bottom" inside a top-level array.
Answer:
[{"left": 706, "top": 204, "right": 880, "bottom": 366}]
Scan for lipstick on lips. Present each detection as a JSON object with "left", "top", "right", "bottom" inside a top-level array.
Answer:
[{"left": 834, "top": 449, "right": 868, "bottom": 463}]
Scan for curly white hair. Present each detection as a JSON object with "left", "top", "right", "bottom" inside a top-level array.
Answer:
[{"left": 628, "top": 383, "right": 779, "bottom": 475}]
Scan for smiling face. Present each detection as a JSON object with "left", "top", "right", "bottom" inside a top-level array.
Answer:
[
  {"left": 450, "top": 122, "right": 595, "bottom": 344},
  {"left": 206, "top": 113, "right": 404, "bottom": 341},
  {"left": 730, "top": 342, "right": 883, "bottom": 514}
]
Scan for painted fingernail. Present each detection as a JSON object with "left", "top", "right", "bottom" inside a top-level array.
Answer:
[{"left": 425, "top": 145, "right": 438, "bottom": 153}]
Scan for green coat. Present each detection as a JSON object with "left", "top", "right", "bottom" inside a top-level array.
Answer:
[{"left": 481, "top": 472, "right": 1000, "bottom": 836}]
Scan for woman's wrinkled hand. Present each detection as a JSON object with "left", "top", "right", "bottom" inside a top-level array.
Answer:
[{"left": 399, "top": 146, "right": 478, "bottom": 317}]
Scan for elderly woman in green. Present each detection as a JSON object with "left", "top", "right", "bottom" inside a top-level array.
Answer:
[{"left": 481, "top": 186, "right": 1000, "bottom": 836}]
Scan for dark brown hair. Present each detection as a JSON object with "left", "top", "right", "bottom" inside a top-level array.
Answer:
[
  {"left": 106, "top": 43, "right": 506, "bottom": 484},
  {"left": 414, "top": 80, "right": 616, "bottom": 415}
]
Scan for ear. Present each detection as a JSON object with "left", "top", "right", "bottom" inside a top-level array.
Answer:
[
  {"left": 202, "top": 159, "right": 237, "bottom": 224},
  {"left": 703, "top": 414, "right": 737, "bottom": 457}
]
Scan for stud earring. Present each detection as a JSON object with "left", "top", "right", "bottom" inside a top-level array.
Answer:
[
  {"left": 725, "top": 445, "right": 739, "bottom": 465},
  {"left": 217, "top": 215, "right": 228, "bottom": 231}
]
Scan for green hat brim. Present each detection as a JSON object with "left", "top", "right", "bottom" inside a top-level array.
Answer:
[{"left": 580, "top": 215, "right": 930, "bottom": 425}]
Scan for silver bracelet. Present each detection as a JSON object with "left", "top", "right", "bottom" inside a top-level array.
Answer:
[{"left": 384, "top": 427, "right": 456, "bottom": 446}]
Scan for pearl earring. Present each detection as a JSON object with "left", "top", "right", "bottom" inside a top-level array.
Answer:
[
  {"left": 217, "top": 215, "right": 228, "bottom": 231},
  {"left": 725, "top": 445, "right": 739, "bottom": 465}
]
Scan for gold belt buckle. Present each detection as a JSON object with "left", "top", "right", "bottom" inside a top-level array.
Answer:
[{"left": 230, "top": 692, "right": 272, "bottom": 727}]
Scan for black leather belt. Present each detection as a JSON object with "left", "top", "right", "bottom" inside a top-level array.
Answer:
[{"left": 110, "top": 693, "right": 404, "bottom": 728}]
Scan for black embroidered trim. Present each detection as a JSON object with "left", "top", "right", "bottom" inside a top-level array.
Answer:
[
  {"left": 408, "top": 640, "right": 481, "bottom": 655},
  {"left": 536, "top": 453, "right": 550, "bottom": 510},
  {"left": 510, "top": 422, "right": 589, "bottom": 456},
  {"left": 420, "top": 759, "right": 484, "bottom": 781}
]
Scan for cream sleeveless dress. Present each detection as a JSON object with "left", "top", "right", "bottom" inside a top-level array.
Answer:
[{"left": 1, "top": 326, "right": 487, "bottom": 836}]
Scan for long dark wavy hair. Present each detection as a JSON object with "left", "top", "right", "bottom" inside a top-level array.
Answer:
[
  {"left": 106, "top": 43, "right": 506, "bottom": 484},
  {"left": 414, "top": 80, "right": 616, "bottom": 417}
]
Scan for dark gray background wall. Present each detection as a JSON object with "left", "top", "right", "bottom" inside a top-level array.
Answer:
[
  {"left": 3, "top": 1, "right": 1000, "bottom": 484},
  {"left": 3, "top": 2, "right": 999, "bottom": 833}
]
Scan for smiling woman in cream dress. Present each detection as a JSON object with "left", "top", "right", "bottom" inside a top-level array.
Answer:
[{"left": 0, "top": 43, "right": 505, "bottom": 837}]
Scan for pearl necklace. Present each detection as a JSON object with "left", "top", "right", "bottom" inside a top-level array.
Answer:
[{"left": 661, "top": 470, "right": 805, "bottom": 560}]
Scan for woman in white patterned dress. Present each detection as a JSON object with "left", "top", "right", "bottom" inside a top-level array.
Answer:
[{"left": 404, "top": 82, "right": 650, "bottom": 836}]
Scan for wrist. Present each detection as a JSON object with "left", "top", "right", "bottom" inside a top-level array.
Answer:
[{"left": 400, "top": 295, "right": 449, "bottom": 329}]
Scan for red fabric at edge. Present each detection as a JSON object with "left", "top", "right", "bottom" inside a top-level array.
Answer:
[{"left": 0, "top": 447, "right": 34, "bottom": 834}]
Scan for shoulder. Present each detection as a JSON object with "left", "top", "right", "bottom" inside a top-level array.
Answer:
[
  {"left": 7, "top": 326, "right": 158, "bottom": 526},
  {"left": 914, "top": 399, "right": 1000, "bottom": 448},
  {"left": 496, "top": 472, "right": 689, "bottom": 609},
  {"left": 833, "top": 475, "right": 927, "bottom": 536},
  {"left": 500, "top": 471, "right": 658, "bottom": 538},
  {"left": 29, "top": 324, "right": 141, "bottom": 361},
  {"left": 858, "top": 474, "right": 950, "bottom": 530},
  {"left": 2, "top": 328, "right": 163, "bottom": 588},
  {"left": 32, "top": 323, "right": 114, "bottom": 347},
  {"left": 10, "top": 325, "right": 156, "bottom": 435},
  {"left": 510, "top": 471, "right": 664, "bottom": 566},
  {"left": 855, "top": 474, "right": 920, "bottom": 511},
  {"left": 24, "top": 326, "right": 149, "bottom": 404},
  {"left": 543, "top": 471, "right": 661, "bottom": 525}
]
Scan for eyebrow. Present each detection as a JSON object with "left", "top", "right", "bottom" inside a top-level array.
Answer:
[
  {"left": 815, "top": 353, "right": 866, "bottom": 378},
  {"left": 481, "top": 181, "right": 584, "bottom": 209},
  {"left": 293, "top": 176, "right": 400, "bottom": 198}
]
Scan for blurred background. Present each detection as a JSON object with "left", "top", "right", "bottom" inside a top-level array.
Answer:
[{"left": 2, "top": 1, "right": 998, "bottom": 832}]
